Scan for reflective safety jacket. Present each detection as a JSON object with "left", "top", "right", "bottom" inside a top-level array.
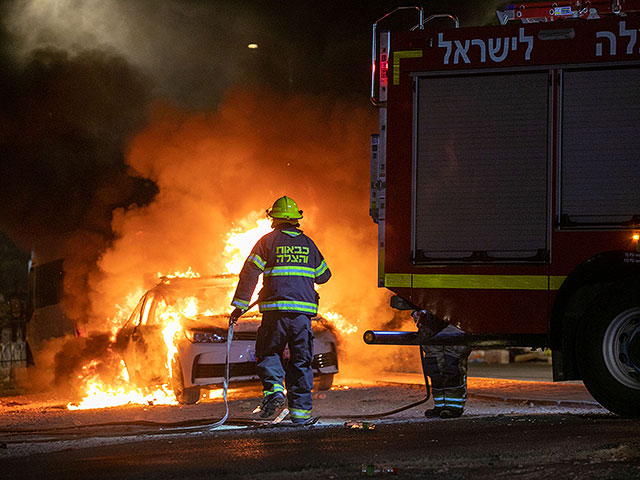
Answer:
[{"left": 231, "top": 225, "right": 331, "bottom": 315}]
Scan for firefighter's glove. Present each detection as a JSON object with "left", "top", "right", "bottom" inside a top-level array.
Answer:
[
  {"left": 230, "top": 307, "right": 246, "bottom": 324},
  {"left": 412, "top": 310, "right": 448, "bottom": 339},
  {"left": 411, "top": 310, "right": 428, "bottom": 326}
]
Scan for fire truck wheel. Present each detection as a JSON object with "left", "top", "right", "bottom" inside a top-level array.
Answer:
[
  {"left": 577, "top": 283, "right": 640, "bottom": 418},
  {"left": 171, "top": 356, "right": 201, "bottom": 405}
]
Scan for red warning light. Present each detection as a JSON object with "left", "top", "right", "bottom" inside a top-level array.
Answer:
[{"left": 380, "top": 53, "right": 388, "bottom": 88}]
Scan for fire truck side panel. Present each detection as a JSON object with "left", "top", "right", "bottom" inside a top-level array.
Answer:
[{"left": 381, "top": 17, "right": 640, "bottom": 335}]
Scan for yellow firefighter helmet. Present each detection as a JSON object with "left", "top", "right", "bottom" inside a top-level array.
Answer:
[{"left": 267, "top": 196, "right": 303, "bottom": 220}]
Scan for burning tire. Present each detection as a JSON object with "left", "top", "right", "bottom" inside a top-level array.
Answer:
[
  {"left": 171, "top": 356, "right": 201, "bottom": 405},
  {"left": 577, "top": 283, "right": 640, "bottom": 417}
]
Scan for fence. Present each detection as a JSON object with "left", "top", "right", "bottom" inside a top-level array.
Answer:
[{"left": 0, "top": 325, "right": 28, "bottom": 391}]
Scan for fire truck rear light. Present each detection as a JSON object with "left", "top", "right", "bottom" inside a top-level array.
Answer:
[{"left": 633, "top": 234, "right": 639, "bottom": 241}]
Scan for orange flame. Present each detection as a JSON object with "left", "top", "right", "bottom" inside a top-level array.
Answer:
[
  {"left": 107, "top": 287, "right": 145, "bottom": 342},
  {"left": 222, "top": 213, "right": 272, "bottom": 306},
  {"left": 161, "top": 266, "right": 201, "bottom": 279},
  {"left": 320, "top": 310, "right": 358, "bottom": 335},
  {"left": 223, "top": 214, "right": 272, "bottom": 274},
  {"left": 67, "top": 360, "right": 177, "bottom": 410},
  {"left": 159, "top": 296, "right": 196, "bottom": 375},
  {"left": 68, "top": 269, "right": 203, "bottom": 410}
]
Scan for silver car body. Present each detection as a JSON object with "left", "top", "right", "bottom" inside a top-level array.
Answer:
[{"left": 115, "top": 275, "right": 339, "bottom": 395}]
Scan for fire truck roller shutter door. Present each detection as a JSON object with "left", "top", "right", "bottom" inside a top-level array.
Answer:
[{"left": 413, "top": 72, "right": 549, "bottom": 264}]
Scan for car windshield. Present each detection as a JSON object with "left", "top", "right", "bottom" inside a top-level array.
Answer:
[{"left": 144, "top": 275, "right": 243, "bottom": 328}]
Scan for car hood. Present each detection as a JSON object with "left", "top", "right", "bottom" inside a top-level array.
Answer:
[
  {"left": 180, "top": 313, "right": 338, "bottom": 337},
  {"left": 181, "top": 314, "right": 261, "bottom": 332}
]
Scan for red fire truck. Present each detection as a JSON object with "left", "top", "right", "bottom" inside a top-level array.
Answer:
[{"left": 364, "top": 2, "right": 640, "bottom": 417}]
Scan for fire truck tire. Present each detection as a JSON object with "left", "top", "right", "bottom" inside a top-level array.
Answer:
[
  {"left": 171, "top": 357, "right": 201, "bottom": 405},
  {"left": 313, "top": 373, "right": 334, "bottom": 391},
  {"left": 576, "top": 284, "right": 640, "bottom": 418}
]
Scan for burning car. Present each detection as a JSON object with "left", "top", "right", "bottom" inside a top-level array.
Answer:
[{"left": 113, "top": 275, "right": 339, "bottom": 404}]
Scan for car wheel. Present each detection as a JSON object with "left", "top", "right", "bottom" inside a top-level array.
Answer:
[
  {"left": 314, "top": 373, "right": 334, "bottom": 391},
  {"left": 171, "top": 356, "right": 201, "bottom": 405},
  {"left": 576, "top": 283, "right": 640, "bottom": 417}
]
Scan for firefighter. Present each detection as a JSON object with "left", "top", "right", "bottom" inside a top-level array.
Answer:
[
  {"left": 412, "top": 310, "right": 472, "bottom": 419},
  {"left": 230, "top": 196, "right": 331, "bottom": 424}
]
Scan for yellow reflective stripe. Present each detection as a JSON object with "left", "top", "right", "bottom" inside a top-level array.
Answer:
[
  {"left": 290, "top": 408, "right": 311, "bottom": 418},
  {"left": 315, "top": 260, "right": 328, "bottom": 277},
  {"left": 393, "top": 50, "right": 423, "bottom": 85},
  {"left": 260, "top": 301, "right": 317, "bottom": 314},
  {"left": 232, "top": 297, "right": 250, "bottom": 308},
  {"left": 264, "top": 384, "right": 285, "bottom": 396},
  {"left": 384, "top": 274, "right": 568, "bottom": 291},
  {"left": 264, "top": 266, "right": 315, "bottom": 278},
  {"left": 549, "top": 276, "right": 567, "bottom": 290},
  {"left": 248, "top": 254, "right": 266, "bottom": 270},
  {"left": 414, "top": 274, "right": 547, "bottom": 290},
  {"left": 385, "top": 273, "right": 411, "bottom": 287}
]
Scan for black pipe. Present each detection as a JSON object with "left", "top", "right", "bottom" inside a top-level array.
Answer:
[{"left": 363, "top": 330, "right": 547, "bottom": 348}]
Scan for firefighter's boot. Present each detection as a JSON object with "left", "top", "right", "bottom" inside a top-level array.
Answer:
[
  {"left": 424, "top": 407, "right": 443, "bottom": 418},
  {"left": 439, "top": 407, "right": 463, "bottom": 419},
  {"left": 259, "top": 392, "right": 286, "bottom": 418},
  {"left": 290, "top": 415, "right": 314, "bottom": 426}
]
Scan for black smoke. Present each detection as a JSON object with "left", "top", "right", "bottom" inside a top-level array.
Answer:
[
  {"left": 0, "top": 38, "right": 157, "bottom": 328},
  {"left": 0, "top": 47, "right": 155, "bottom": 242}
]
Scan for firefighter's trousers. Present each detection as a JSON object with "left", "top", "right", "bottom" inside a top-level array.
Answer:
[
  {"left": 420, "top": 325, "right": 472, "bottom": 414},
  {"left": 255, "top": 312, "right": 314, "bottom": 421}
]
